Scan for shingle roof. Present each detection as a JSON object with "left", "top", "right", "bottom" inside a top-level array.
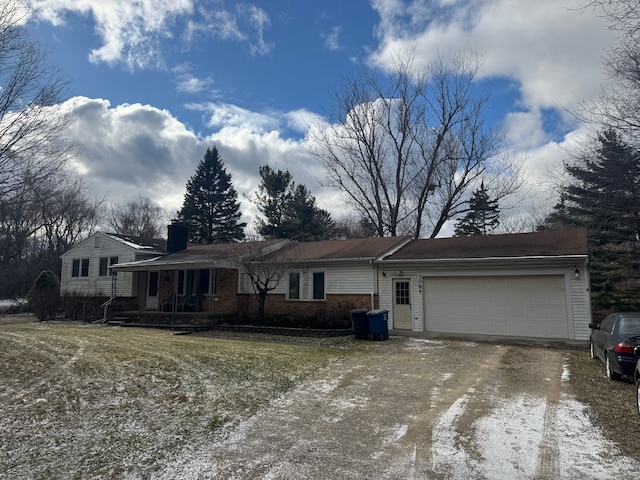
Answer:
[
  {"left": 265, "top": 236, "right": 411, "bottom": 262},
  {"left": 111, "top": 239, "right": 290, "bottom": 270},
  {"left": 383, "top": 229, "right": 588, "bottom": 260}
]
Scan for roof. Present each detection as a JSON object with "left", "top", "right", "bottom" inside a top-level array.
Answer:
[
  {"left": 60, "top": 231, "right": 167, "bottom": 258},
  {"left": 264, "top": 236, "right": 411, "bottom": 262},
  {"left": 111, "top": 239, "right": 290, "bottom": 271},
  {"left": 107, "top": 233, "right": 167, "bottom": 252},
  {"left": 383, "top": 229, "right": 588, "bottom": 261}
]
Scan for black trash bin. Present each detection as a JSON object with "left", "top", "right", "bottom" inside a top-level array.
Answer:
[
  {"left": 351, "top": 308, "right": 370, "bottom": 339},
  {"left": 367, "top": 309, "right": 389, "bottom": 340}
]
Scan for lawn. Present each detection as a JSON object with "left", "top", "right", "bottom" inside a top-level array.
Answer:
[{"left": 0, "top": 315, "right": 358, "bottom": 480}]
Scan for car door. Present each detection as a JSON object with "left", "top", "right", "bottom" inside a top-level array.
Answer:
[{"left": 594, "top": 314, "right": 615, "bottom": 361}]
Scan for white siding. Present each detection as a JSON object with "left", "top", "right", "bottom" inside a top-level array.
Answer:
[
  {"left": 246, "top": 261, "right": 376, "bottom": 299},
  {"left": 570, "top": 270, "right": 592, "bottom": 341},
  {"left": 60, "top": 233, "right": 158, "bottom": 297}
]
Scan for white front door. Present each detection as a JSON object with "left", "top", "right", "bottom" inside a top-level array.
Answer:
[
  {"left": 146, "top": 271, "right": 159, "bottom": 309},
  {"left": 392, "top": 278, "right": 412, "bottom": 330}
]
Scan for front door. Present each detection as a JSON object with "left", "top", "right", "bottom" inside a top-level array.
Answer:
[
  {"left": 146, "top": 271, "right": 159, "bottom": 309},
  {"left": 392, "top": 278, "right": 412, "bottom": 330}
]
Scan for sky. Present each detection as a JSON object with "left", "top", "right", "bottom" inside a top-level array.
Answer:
[{"left": 22, "top": 0, "right": 618, "bottom": 237}]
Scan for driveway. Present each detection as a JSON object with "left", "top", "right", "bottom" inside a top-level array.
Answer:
[{"left": 155, "top": 336, "right": 639, "bottom": 479}]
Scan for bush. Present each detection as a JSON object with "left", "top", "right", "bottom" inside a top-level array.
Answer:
[{"left": 27, "top": 271, "right": 61, "bottom": 321}]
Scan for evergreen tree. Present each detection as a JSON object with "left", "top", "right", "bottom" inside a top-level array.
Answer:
[
  {"left": 255, "top": 165, "right": 334, "bottom": 241},
  {"left": 254, "top": 166, "right": 293, "bottom": 239},
  {"left": 287, "top": 184, "right": 334, "bottom": 241},
  {"left": 544, "top": 128, "right": 640, "bottom": 312},
  {"left": 454, "top": 182, "right": 500, "bottom": 236},
  {"left": 177, "top": 147, "right": 245, "bottom": 244}
]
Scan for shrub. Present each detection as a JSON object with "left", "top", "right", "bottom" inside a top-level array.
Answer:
[{"left": 27, "top": 271, "right": 61, "bottom": 321}]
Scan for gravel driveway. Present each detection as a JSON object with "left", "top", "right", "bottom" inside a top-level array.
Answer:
[{"left": 155, "top": 336, "right": 639, "bottom": 479}]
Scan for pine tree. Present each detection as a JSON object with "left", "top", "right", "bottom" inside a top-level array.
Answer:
[
  {"left": 255, "top": 165, "right": 334, "bottom": 240},
  {"left": 544, "top": 128, "right": 640, "bottom": 312},
  {"left": 254, "top": 166, "right": 293, "bottom": 239},
  {"left": 177, "top": 147, "right": 245, "bottom": 244},
  {"left": 454, "top": 182, "right": 500, "bottom": 236}
]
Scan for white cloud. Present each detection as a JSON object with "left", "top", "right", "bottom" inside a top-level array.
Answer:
[
  {"left": 30, "top": 0, "right": 273, "bottom": 70},
  {"left": 64, "top": 97, "right": 342, "bottom": 230},
  {"left": 176, "top": 74, "right": 214, "bottom": 94},
  {"left": 64, "top": 96, "right": 201, "bottom": 211},
  {"left": 370, "top": 0, "right": 614, "bottom": 112},
  {"left": 32, "top": 0, "right": 193, "bottom": 70},
  {"left": 322, "top": 26, "right": 343, "bottom": 51}
]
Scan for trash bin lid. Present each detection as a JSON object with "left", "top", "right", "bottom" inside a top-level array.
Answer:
[
  {"left": 367, "top": 309, "right": 389, "bottom": 315},
  {"left": 351, "top": 308, "right": 369, "bottom": 313}
]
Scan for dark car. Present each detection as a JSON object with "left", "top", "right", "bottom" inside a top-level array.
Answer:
[
  {"left": 589, "top": 312, "right": 640, "bottom": 380},
  {"left": 634, "top": 347, "right": 640, "bottom": 414}
]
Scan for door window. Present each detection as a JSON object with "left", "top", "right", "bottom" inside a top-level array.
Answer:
[
  {"left": 395, "top": 280, "right": 410, "bottom": 305},
  {"left": 148, "top": 272, "right": 159, "bottom": 297}
]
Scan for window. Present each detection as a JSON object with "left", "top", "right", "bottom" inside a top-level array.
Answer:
[
  {"left": 100, "top": 256, "right": 119, "bottom": 276},
  {"left": 395, "top": 281, "right": 410, "bottom": 305},
  {"left": 602, "top": 315, "right": 615, "bottom": 334},
  {"left": 177, "top": 268, "right": 218, "bottom": 295},
  {"left": 312, "top": 272, "right": 325, "bottom": 300},
  {"left": 72, "top": 259, "right": 80, "bottom": 277},
  {"left": 99, "top": 258, "right": 108, "bottom": 276},
  {"left": 288, "top": 272, "right": 300, "bottom": 300},
  {"left": 72, "top": 259, "right": 89, "bottom": 277},
  {"left": 81, "top": 259, "right": 89, "bottom": 277}
]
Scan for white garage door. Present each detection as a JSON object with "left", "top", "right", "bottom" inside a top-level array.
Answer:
[{"left": 423, "top": 275, "right": 568, "bottom": 339}]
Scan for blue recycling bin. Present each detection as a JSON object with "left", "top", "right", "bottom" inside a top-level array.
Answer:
[
  {"left": 367, "top": 309, "right": 389, "bottom": 340},
  {"left": 351, "top": 308, "right": 370, "bottom": 339}
]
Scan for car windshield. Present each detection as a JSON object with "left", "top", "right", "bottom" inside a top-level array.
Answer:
[{"left": 617, "top": 316, "right": 640, "bottom": 335}]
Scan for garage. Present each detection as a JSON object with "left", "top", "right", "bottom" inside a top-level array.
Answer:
[{"left": 423, "top": 275, "right": 569, "bottom": 339}]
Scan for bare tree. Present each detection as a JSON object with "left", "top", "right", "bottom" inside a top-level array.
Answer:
[
  {"left": 310, "top": 51, "right": 518, "bottom": 238},
  {"left": 107, "top": 197, "right": 168, "bottom": 239},
  {"left": 580, "top": 1, "right": 640, "bottom": 135},
  {"left": 35, "top": 177, "right": 103, "bottom": 256},
  {"left": 0, "top": 0, "right": 74, "bottom": 197},
  {"left": 233, "top": 240, "right": 291, "bottom": 318}
]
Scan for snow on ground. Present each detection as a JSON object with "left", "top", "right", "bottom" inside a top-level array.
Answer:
[{"left": 150, "top": 340, "right": 640, "bottom": 480}]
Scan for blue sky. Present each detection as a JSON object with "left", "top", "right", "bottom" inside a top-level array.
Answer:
[{"left": 23, "top": 0, "right": 617, "bottom": 236}]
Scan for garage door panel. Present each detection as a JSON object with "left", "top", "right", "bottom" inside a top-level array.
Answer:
[{"left": 424, "top": 275, "right": 568, "bottom": 339}]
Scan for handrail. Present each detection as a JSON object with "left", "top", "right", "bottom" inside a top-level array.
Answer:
[{"left": 100, "top": 296, "right": 116, "bottom": 323}]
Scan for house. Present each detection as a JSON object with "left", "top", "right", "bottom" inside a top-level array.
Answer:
[
  {"left": 62, "top": 225, "right": 591, "bottom": 341},
  {"left": 59, "top": 231, "right": 166, "bottom": 303}
]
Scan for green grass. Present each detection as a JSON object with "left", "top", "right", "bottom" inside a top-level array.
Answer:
[{"left": 0, "top": 315, "right": 357, "bottom": 479}]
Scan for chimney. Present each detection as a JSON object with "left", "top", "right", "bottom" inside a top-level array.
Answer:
[{"left": 167, "top": 222, "right": 188, "bottom": 253}]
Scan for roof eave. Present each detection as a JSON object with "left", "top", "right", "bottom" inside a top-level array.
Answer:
[{"left": 379, "top": 254, "right": 589, "bottom": 265}]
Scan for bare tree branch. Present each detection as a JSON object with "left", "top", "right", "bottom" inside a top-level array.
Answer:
[{"left": 309, "top": 50, "right": 517, "bottom": 238}]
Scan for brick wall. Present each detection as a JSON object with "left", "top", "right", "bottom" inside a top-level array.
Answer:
[{"left": 243, "top": 292, "right": 376, "bottom": 321}]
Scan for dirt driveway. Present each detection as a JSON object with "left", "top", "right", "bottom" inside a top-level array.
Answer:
[{"left": 156, "top": 336, "right": 639, "bottom": 479}]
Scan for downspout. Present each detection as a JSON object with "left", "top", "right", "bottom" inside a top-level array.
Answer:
[{"left": 370, "top": 259, "right": 377, "bottom": 310}]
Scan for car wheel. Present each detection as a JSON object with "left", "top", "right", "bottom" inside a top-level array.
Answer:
[
  {"left": 606, "top": 355, "right": 621, "bottom": 381},
  {"left": 636, "top": 378, "right": 640, "bottom": 415},
  {"left": 590, "top": 340, "right": 597, "bottom": 360}
]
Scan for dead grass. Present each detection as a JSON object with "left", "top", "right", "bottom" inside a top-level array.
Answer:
[
  {"left": 0, "top": 315, "right": 357, "bottom": 479},
  {"left": 566, "top": 347, "right": 640, "bottom": 460}
]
